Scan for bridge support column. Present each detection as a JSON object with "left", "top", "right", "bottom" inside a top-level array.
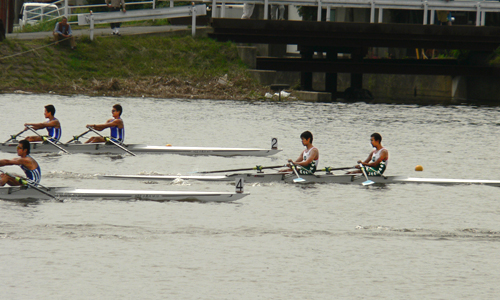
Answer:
[
  {"left": 350, "top": 48, "right": 364, "bottom": 89},
  {"left": 300, "top": 50, "right": 313, "bottom": 90},
  {"left": 325, "top": 51, "right": 338, "bottom": 100}
]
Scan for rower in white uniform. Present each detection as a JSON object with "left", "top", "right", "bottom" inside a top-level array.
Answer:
[
  {"left": 350, "top": 132, "right": 389, "bottom": 176},
  {"left": 286, "top": 131, "right": 319, "bottom": 175},
  {"left": 24, "top": 104, "right": 62, "bottom": 142},
  {"left": 85, "top": 104, "right": 125, "bottom": 144}
]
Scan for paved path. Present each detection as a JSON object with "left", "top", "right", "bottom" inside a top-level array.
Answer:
[{"left": 6, "top": 25, "right": 191, "bottom": 40}]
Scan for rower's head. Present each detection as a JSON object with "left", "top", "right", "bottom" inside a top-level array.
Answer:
[
  {"left": 300, "top": 131, "right": 313, "bottom": 146},
  {"left": 44, "top": 104, "right": 56, "bottom": 118},
  {"left": 112, "top": 104, "right": 122, "bottom": 117},
  {"left": 17, "top": 139, "right": 30, "bottom": 156},
  {"left": 370, "top": 133, "right": 382, "bottom": 147}
]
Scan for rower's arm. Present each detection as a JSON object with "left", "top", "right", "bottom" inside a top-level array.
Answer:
[
  {"left": 364, "top": 149, "right": 388, "bottom": 167},
  {"left": 358, "top": 151, "right": 374, "bottom": 165},
  {"left": 88, "top": 119, "right": 123, "bottom": 131},
  {"left": 288, "top": 150, "right": 305, "bottom": 165},
  {"left": 24, "top": 122, "right": 46, "bottom": 130},
  {"left": 295, "top": 148, "right": 318, "bottom": 167},
  {"left": 0, "top": 158, "right": 22, "bottom": 167}
]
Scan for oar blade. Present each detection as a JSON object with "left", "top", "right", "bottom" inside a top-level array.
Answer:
[
  {"left": 362, "top": 180, "right": 375, "bottom": 186},
  {"left": 293, "top": 177, "right": 306, "bottom": 183}
]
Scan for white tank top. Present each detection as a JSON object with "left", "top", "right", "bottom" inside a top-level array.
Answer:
[
  {"left": 371, "top": 147, "right": 388, "bottom": 166},
  {"left": 303, "top": 147, "right": 319, "bottom": 168}
]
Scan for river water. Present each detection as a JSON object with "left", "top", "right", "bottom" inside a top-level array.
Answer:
[{"left": 0, "top": 93, "right": 499, "bottom": 299}]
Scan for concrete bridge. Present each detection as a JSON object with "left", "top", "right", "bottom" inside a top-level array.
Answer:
[{"left": 210, "top": 18, "right": 500, "bottom": 103}]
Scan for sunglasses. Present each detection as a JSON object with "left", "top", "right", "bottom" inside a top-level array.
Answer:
[{"left": 17, "top": 146, "right": 23, "bottom": 150}]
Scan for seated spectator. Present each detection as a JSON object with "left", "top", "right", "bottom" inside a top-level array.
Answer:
[{"left": 53, "top": 17, "right": 76, "bottom": 50}]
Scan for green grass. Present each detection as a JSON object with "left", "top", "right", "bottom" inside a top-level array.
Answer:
[{"left": 0, "top": 34, "right": 260, "bottom": 97}]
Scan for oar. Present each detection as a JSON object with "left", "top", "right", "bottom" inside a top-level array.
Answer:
[
  {"left": 4, "top": 128, "right": 28, "bottom": 143},
  {"left": 319, "top": 166, "right": 356, "bottom": 173},
  {"left": 65, "top": 129, "right": 91, "bottom": 144},
  {"left": 0, "top": 170, "right": 56, "bottom": 199},
  {"left": 87, "top": 126, "right": 136, "bottom": 156},
  {"left": 195, "top": 165, "right": 285, "bottom": 174},
  {"left": 297, "top": 165, "right": 321, "bottom": 178},
  {"left": 359, "top": 163, "right": 375, "bottom": 186},
  {"left": 25, "top": 126, "right": 69, "bottom": 154},
  {"left": 289, "top": 162, "right": 305, "bottom": 183}
]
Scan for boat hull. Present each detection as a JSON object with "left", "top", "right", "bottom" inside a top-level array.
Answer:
[
  {"left": 0, "top": 142, "right": 281, "bottom": 157},
  {"left": 102, "top": 173, "right": 500, "bottom": 186},
  {"left": 0, "top": 186, "right": 249, "bottom": 202}
]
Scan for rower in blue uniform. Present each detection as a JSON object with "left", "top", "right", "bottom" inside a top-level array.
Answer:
[
  {"left": 86, "top": 104, "right": 125, "bottom": 144},
  {"left": 24, "top": 104, "right": 62, "bottom": 142},
  {"left": 0, "top": 140, "right": 41, "bottom": 186}
]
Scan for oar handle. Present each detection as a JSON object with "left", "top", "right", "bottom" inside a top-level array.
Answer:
[
  {"left": 65, "top": 129, "right": 91, "bottom": 144},
  {"left": 4, "top": 128, "right": 28, "bottom": 143},
  {"left": 197, "top": 165, "right": 285, "bottom": 174},
  {"left": 25, "top": 126, "right": 69, "bottom": 154},
  {"left": 87, "top": 126, "right": 136, "bottom": 156},
  {"left": 320, "top": 166, "right": 356, "bottom": 172}
]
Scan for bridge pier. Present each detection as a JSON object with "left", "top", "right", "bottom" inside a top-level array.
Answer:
[
  {"left": 300, "top": 49, "right": 313, "bottom": 90},
  {"left": 325, "top": 51, "right": 338, "bottom": 99}
]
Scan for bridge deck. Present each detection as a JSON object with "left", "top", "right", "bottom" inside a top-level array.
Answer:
[{"left": 210, "top": 19, "right": 500, "bottom": 51}]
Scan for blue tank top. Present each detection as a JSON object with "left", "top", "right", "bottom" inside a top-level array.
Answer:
[
  {"left": 109, "top": 118, "right": 124, "bottom": 143},
  {"left": 46, "top": 118, "right": 61, "bottom": 141},
  {"left": 20, "top": 155, "right": 41, "bottom": 185}
]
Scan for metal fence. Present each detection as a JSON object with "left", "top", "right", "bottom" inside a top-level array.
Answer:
[
  {"left": 209, "top": 0, "right": 500, "bottom": 26},
  {"left": 20, "top": 0, "right": 500, "bottom": 28},
  {"left": 20, "top": 0, "right": 155, "bottom": 28}
]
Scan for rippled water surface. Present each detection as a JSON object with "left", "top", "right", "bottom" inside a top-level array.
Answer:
[{"left": 1, "top": 94, "right": 500, "bottom": 299}]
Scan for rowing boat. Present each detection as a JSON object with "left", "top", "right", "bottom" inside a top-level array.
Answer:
[
  {"left": 0, "top": 186, "right": 249, "bottom": 202},
  {"left": 0, "top": 142, "right": 282, "bottom": 157},
  {"left": 102, "top": 173, "right": 500, "bottom": 187}
]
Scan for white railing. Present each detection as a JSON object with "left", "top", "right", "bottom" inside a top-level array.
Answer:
[
  {"left": 20, "top": 5, "right": 61, "bottom": 27},
  {"left": 209, "top": 0, "right": 500, "bottom": 26},
  {"left": 20, "top": 0, "right": 156, "bottom": 28},
  {"left": 78, "top": 4, "right": 207, "bottom": 40}
]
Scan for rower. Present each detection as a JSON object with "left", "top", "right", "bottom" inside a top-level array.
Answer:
[
  {"left": 24, "top": 104, "right": 62, "bottom": 142},
  {"left": 349, "top": 132, "right": 389, "bottom": 176},
  {"left": 0, "top": 140, "right": 41, "bottom": 186},
  {"left": 284, "top": 131, "right": 319, "bottom": 175},
  {"left": 85, "top": 104, "right": 125, "bottom": 144}
]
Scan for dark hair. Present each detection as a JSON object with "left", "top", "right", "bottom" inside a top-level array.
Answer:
[
  {"left": 61, "top": 16, "right": 68, "bottom": 21},
  {"left": 45, "top": 104, "right": 56, "bottom": 116},
  {"left": 19, "top": 139, "right": 31, "bottom": 155},
  {"left": 300, "top": 131, "right": 313, "bottom": 143},
  {"left": 371, "top": 133, "right": 382, "bottom": 142},
  {"left": 113, "top": 104, "right": 123, "bottom": 116}
]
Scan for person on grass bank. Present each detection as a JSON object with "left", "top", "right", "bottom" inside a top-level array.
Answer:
[
  {"left": 53, "top": 17, "right": 76, "bottom": 50},
  {"left": 106, "top": 0, "right": 126, "bottom": 36}
]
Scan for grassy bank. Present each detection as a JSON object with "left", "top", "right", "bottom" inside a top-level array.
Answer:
[{"left": 0, "top": 34, "right": 269, "bottom": 100}]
